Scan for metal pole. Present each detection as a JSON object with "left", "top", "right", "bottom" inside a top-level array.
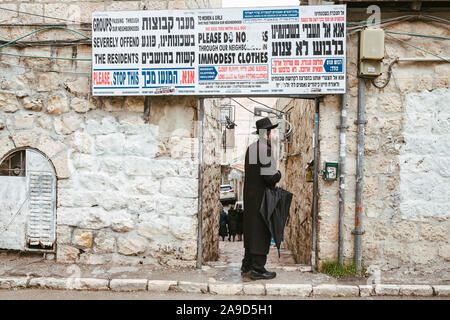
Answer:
[
  {"left": 353, "top": 77, "right": 366, "bottom": 273},
  {"left": 338, "top": 93, "right": 347, "bottom": 266},
  {"left": 196, "top": 98, "right": 204, "bottom": 269},
  {"left": 311, "top": 97, "right": 320, "bottom": 272}
]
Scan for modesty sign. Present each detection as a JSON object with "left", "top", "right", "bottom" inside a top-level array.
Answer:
[{"left": 92, "top": 5, "right": 346, "bottom": 96}]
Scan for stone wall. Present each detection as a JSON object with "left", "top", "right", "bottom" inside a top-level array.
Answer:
[
  {"left": 316, "top": 19, "right": 450, "bottom": 272},
  {"left": 277, "top": 19, "right": 449, "bottom": 273},
  {"left": 277, "top": 98, "right": 315, "bottom": 265},
  {"left": 200, "top": 99, "right": 222, "bottom": 262},
  {"left": 0, "top": 0, "right": 222, "bottom": 267}
]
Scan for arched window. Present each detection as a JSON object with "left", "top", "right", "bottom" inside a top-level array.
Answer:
[
  {"left": 0, "top": 150, "right": 26, "bottom": 177},
  {"left": 0, "top": 148, "right": 56, "bottom": 251}
]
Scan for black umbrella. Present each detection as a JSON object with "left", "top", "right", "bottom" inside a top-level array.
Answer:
[{"left": 259, "top": 187, "right": 293, "bottom": 258}]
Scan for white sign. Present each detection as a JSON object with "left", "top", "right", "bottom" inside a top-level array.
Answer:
[{"left": 92, "top": 5, "right": 346, "bottom": 96}]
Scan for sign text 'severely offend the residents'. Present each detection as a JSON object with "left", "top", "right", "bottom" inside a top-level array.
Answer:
[{"left": 91, "top": 5, "right": 346, "bottom": 96}]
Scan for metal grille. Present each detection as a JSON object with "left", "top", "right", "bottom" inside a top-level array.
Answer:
[{"left": 26, "top": 172, "right": 55, "bottom": 248}]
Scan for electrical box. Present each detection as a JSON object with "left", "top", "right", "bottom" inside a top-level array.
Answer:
[
  {"left": 359, "top": 28, "right": 384, "bottom": 78},
  {"left": 360, "top": 28, "right": 384, "bottom": 60},
  {"left": 323, "top": 161, "right": 338, "bottom": 181}
]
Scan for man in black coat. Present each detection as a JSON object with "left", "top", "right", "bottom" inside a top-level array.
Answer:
[{"left": 241, "top": 117, "right": 281, "bottom": 280}]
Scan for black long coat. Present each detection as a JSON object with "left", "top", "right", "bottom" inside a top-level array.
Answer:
[{"left": 243, "top": 138, "right": 281, "bottom": 255}]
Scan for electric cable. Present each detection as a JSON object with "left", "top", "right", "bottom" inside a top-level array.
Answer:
[
  {"left": 0, "top": 60, "right": 90, "bottom": 75},
  {"left": 0, "top": 26, "right": 91, "bottom": 49},
  {"left": 246, "top": 97, "right": 280, "bottom": 113},
  {"left": 371, "top": 58, "right": 399, "bottom": 89},
  {"left": 0, "top": 6, "right": 86, "bottom": 24},
  {"left": 385, "top": 30, "right": 450, "bottom": 40},
  {"left": 385, "top": 33, "right": 450, "bottom": 63},
  {"left": 230, "top": 98, "right": 256, "bottom": 115}
]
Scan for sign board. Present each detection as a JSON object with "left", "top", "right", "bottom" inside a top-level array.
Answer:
[{"left": 92, "top": 5, "right": 346, "bottom": 96}]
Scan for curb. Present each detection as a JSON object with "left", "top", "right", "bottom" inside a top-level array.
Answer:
[{"left": 0, "top": 277, "right": 448, "bottom": 297}]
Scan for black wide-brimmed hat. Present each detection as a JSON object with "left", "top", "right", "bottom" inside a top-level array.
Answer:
[{"left": 252, "top": 117, "right": 279, "bottom": 134}]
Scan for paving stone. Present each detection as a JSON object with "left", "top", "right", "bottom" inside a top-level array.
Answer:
[
  {"left": 359, "top": 285, "right": 374, "bottom": 297},
  {"left": 147, "top": 280, "right": 177, "bottom": 292},
  {"left": 399, "top": 285, "right": 433, "bottom": 296},
  {"left": 374, "top": 284, "right": 400, "bottom": 296},
  {"left": 71, "top": 278, "right": 109, "bottom": 291},
  {"left": 209, "top": 283, "right": 243, "bottom": 295},
  {"left": 0, "top": 277, "right": 29, "bottom": 289},
  {"left": 433, "top": 285, "right": 450, "bottom": 296},
  {"left": 266, "top": 284, "right": 312, "bottom": 297},
  {"left": 110, "top": 279, "right": 147, "bottom": 292},
  {"left": 173, "top": 281, "right": 208, "bottom": 293},
  {"left": 29, "top": 277, "right": 68, "bottom": 290},
  {"left": 243, "top": 283, "right": 266, "bottom": 296},
  {"left": 312, "top": 284, "right": 359, "bottom": 297}
]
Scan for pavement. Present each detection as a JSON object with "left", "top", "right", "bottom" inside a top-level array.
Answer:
[{"left": 0, "top": 241, "right": 449, "bottom": 298}]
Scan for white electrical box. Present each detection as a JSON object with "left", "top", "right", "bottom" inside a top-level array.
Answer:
[{"left": 360, "top": 28, "right": 385, "bottom": 60}]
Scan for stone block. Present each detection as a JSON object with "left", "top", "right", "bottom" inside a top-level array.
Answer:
[
  {"left": 109, "top": 211, "right": 135, "bottom": 232},
  {"left": 64, "top": 78, "right": 90, "bottom": 95},
  {"left": 93, "top": 231, "right": 116, "bottom": 253},
  {"left": 433, "top": 285, "right": 450, "bottom": 296},
  {"left": 0, "top": 92, "right": 20, "bottom": 113},
  {"left": 399, "top": 285, "right": 433, "bottom": 297},
  {"left": 110, "top": 279, "right": 148, "bottom": 292},
  {"left": 265, "top": 284, "right": 312, "bottom": 297},
  {"left": 209, "top": 283, "right": 243, "bottom": 295},
  {"left": 173, "top": 281, "right": 208, "bottom": 293},
  {"left": 54, "top": 114, "right": 83, "bottom": 135},
  {"left": 160, "top": 177, "right": 198, "bottom": 198},
  {"left": 0, "top": 277, "right": 29, "bottom": 289},
  {"left": 438, "top": 245, "right": 450, "bottom": 261},
  {"left": 72, "top": 278, "right": 109, "bottom": 291},
  {"left": 86, "top": 117, "right": 119, "bottom": 135},
  {"left": 137, "top": 217, "right": 169, "bottom": 241},
  {"left": 96, "top": 133, "right": 125, "bottom": 155},
  {"left": 374, "top": 284, "right": 400, "bottom": 296},
  {"left": 56, "top": 225, "right": 72, "bottom": 244},
  {"left": 123, "top": 156, "right": 153, "bottom": 176},
  {"left": 117, "top": 235, "right": 148, "bottom": 256},
  {"left": 52, "top": 151, "right": 71, "bottom": 179},
  {"left": 29, "top": 277, "right": 68, "bottom": 290},
  {"left": 420, "top": 224, "right": 448, "bottom": 242},
  {"left": 46, "top": 93, "right": 69, "bottom": 115},
  {"left": 13, "top": 113, "right": 34, "bottom": 129},
  {"left": 243, "top": 284, "right": 266, "bottom": 295},
  {"left": 71, "top": 132, "right": 94, "bottom": 154},
  {"left": 71, "top": 97, "right": 96, "bottom": 113},
  {"left": 72, "top": 229, "right": 93, "bottom": 248},
  {"left": 38, "top": 73, "right": 59, "bottom": 92},
  {"left": 56, "top": 245, "right": 80, "bottom": 263},
  {"left": 359, "top": 285, "right": 374, "bottom": 297},
  {"left": 147, "top": 280, "right": 177, "bottom": 292},
  {"left": 168, "top": 216, "right": 197, "bottom": 240},
  {"left": 78, "top": 253, "right": 106, "bottom": 265}
]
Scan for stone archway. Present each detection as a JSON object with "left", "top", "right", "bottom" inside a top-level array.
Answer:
[{"left": 0, "top": 147, "right": 57, "bottom": 251}]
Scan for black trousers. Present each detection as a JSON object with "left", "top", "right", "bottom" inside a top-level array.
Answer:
[{"left": 241, "top": 248, "right": 267, "bottom": 273}]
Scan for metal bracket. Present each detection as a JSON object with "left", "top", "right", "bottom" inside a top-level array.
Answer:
[
  {"left": 351, "top": 229, "right": 366, "bottom": 235},
  {"left": 354, "top": 120, "right": 368, "bottom": 125},
  {"left": 336, "top": 125, "right": 348, "bottom": 129},
  {"left": 143, "top": 97, "right": 151, "bottom": 123}
]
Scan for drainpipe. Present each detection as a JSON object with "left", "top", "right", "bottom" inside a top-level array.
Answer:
[
  {"left": 337, "top": 93, "right": 347, "bottom": 266},
  {"left": 196, "top": 98, "right": 204, "bottom": 269},
  {"left": 353, "top": 77, "right": 366, "bottom": 273},
  {"left": 311, "top": 97, "right": 320, "bottom": 272}
]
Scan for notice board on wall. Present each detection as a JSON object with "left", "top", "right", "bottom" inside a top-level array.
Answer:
[{"left": 92, "top": 5, "right": 346, "bottom": 96}]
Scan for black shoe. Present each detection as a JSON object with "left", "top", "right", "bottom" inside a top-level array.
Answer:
[
  {"left": 241, "top": 265, "right": 251, "bottom": 274},
  {"left": 250, "top": 270, "right": 276, "bottom": 280}
]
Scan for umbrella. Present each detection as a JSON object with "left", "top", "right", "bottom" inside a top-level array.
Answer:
[{"left": 259, "top": 187, "right": 293, "bottom": 258}]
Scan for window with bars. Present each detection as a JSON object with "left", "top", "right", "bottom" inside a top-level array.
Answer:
[{"left": 0, "top": 150, "right": 26, "bottom": 177}]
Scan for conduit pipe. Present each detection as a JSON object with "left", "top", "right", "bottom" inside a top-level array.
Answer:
[
  {"left": 353, "top": 77, "right": 366, "bottom": 273},
  {"left": 311, "top": 97, "right": 320, "bottom": 272},
  {"left": 196, "top": 98, "right": 204, "bottom": 269},
  {"left": 337, "top": 93, "right": 347, "bottom": 267}
]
